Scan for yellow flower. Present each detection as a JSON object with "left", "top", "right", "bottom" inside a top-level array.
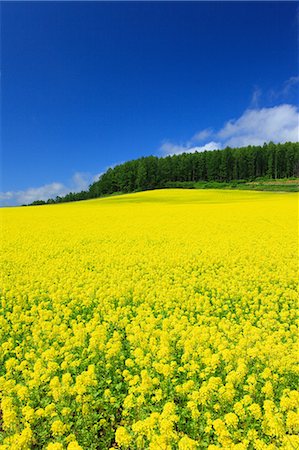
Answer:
[
  {"left": 234, "top": 402, "right": 245, "bottom": 419},
  {"left": 46, "top": 444, "right": 64, "bottom": 450},
  {"left": 11, "top": 427, "right": 33, "bottom": 448},
  {"left": 16, "top": 385, "right": 29, "bottom": 401},
  {"left": 224, "top": 413, "right": 238, "bottom": 428},
  {"left": 1, "top": 397, "right": 17, "bottom": 431},
  {"left": 286, "top": 411, "right": 299, "bottom": 433},
  {"left": 61, "top": 407, "right": 71, "bottom": 416},
  {"left": 36, "top": 408, "right": 45, "bottom": 418},
  {"left": 248, "top": 403, "right": 262, "bottom": 420},
  {"left": 1, "top": 189, "right": 297, "bottom": 448},
  {"left": 51, "top": 420, "right": 67, "bottom": 436},
  {"left": 178, "top": 435, "right": 198, "bottom": 449},
  {"left": 45, "top": 403, "right": 56, "bottom": 415},
  {"left": 115, "top": 426, "right": 132, "bottom": 447},
  {"left": 262, "top": 381, "right": 273, "bottom": 398},
  {"left": 22, "top": 406, "right": 35, "bottom": 423},
  {"left": 67, "top": 441, "right": 83, "bottom": 450}
]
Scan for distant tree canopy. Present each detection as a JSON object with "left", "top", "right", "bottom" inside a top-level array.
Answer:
[{"left": 28, "top": 142, "right": 299, "bottom": 205}]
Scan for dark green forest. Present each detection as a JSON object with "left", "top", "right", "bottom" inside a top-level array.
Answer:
[{"left": 28, "top": 142, "right": 299, "bottom": 205}]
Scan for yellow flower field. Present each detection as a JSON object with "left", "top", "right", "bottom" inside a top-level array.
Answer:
[{"left": 0, "top": 189, "right": 298, "bottom": 450}]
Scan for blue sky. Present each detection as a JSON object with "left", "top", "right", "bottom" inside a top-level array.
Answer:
[{"left": 1, "top": 1, "right": 298, "bottom": 205}]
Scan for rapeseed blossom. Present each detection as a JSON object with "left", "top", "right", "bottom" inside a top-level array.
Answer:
[{"left": 0, "top": 189, "right": 298, "bottom": 448}]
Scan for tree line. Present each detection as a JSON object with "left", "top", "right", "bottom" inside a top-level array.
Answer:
[{"left": 27, "top": 141, "right": 299, "bottom": 205}]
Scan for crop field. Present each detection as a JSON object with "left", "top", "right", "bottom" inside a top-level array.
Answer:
[{"left": 0, "top": 189, "right": 298, "bottom": 450}]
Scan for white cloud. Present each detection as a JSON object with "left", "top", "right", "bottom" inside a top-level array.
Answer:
[
  {"left": 160, "top": 103, "right": 298, "bottom": 155},
  {"left": 160, "top": 142, "right": 189, "bottom": 156},
  {"left": 0, "top": 164, "right": 128, "bottom": 207},
  {"left": 0, "top": 172, "right": 96, "bottom": 207},
  {"left": 0, "top": 182, "right": 68, "bottom": 206},
  {"left": 160, "top": 140, "right": 220, "bottom": 156},
  {"left": 192, "top": 128, "right": 213, "bottom": 142},
  {"left": 218, "top": 104, "right": 299, "bottom": 148},
  {"left": 198, "top": 141, "right": 221, "bottom": 152}
]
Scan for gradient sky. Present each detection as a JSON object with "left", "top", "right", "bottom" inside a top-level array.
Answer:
[{"left": 1, "top": 1, "right": 298, "bottom": 204}]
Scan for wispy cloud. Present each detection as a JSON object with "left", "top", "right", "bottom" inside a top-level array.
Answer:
[
  {"left": 91, "top": 161, "right": 125, "bottom": 183},
  {"left": 160, "top": 103, "right": 299, "bottom": 156},
  {"left": 250, "top": 77, "right": 299, "bottom": 107},
  {"left": 70, "top": 172, "right": 92, "bottom": 192},
  {"left": 0, "top": 172, "right": 95, "bottom": 207},
  {"left": 269, "top": 76, "right": 299, "bottom": 102},
  {"left": 282, "top": 76, "right": 299, "bottom": 95},
  {"left": 92, "top": 172, "right": 104, "bottom": 183},
  {"left": 191, "top": 128, "right": 213, "bottom": 143},
  {"left": 250, "top": 86, "right": 262, "bottom": 108}
]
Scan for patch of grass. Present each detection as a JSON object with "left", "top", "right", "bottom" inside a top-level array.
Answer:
[{"left": 170, "top": 179, "right": 299, "bottom": 192}]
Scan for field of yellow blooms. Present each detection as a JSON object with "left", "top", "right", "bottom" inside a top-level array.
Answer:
[{"left": 0, "top": 189, "right": 298, "bottom": 450}]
